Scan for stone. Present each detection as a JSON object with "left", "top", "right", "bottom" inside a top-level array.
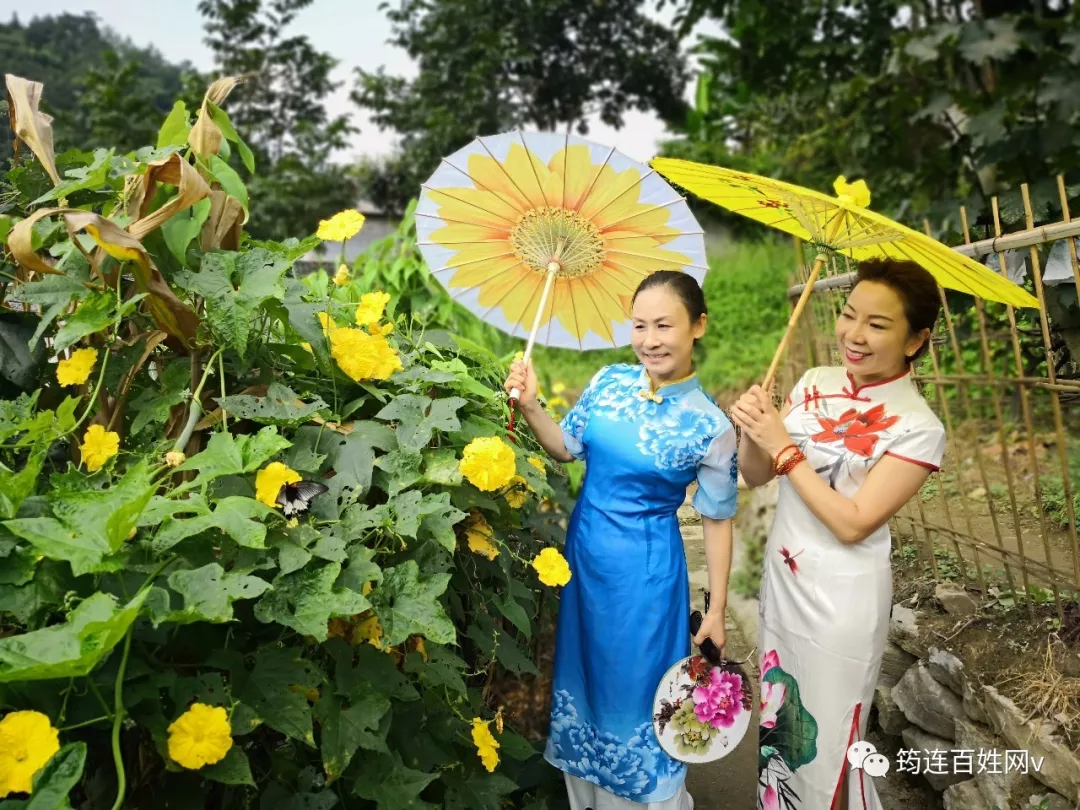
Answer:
[
  {"left": 890, "top": 604, "right": 929, "bottom": 658},
  {"left": 677, "top": 502, "right": 700, "bottom": 524},
  {"left": 874, "top": 683, "right": 909, "bottom": 736},
  {"left": 935, "top": 582, "right": 979, "bottom": 616},
  {"left": 963, "top": 676, "right": 991, "bottom": 726},
  {"left": 928, "top": 647, "right": 965, "bottom": 694},
  {"left": 982, "top": 686, "right": 1080, "bottom": 804},
  {"left": 893, "top": 661, "right": 965, "bottom": 740},
  {"left": 880, "top": 641, "right": 919, "bottom": 687},
  {"left": 901, "top": 725, "right": 969, "bottom": 791},
  {"left": 954, "top": 716, "right": 1043, "bottom": 810},
  {"left": 943, "top": 779, "right": 991, "bottom": 810},
  {"left": 1028, "top": 792, "right": 1074, "bottom": 810}
]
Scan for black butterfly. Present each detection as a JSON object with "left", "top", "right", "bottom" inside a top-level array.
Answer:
[{"left": 276, "top": 480, "right": 329, "bottom": 517}]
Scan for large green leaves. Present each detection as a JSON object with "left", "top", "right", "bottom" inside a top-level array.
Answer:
[
  {"left": 254, "top": 562, "right": 369, "bottom": 640},
  {"left": 152, "top": 496, "right": 276, "bottom": 552},
  {"left": 370, "top": 560, "right": 454, "bottom": 646},
  {"left": 375, "top": 395, "right": 467, "bottom": 453},
  {"left": 216, "top": 382, "right": 327, "bottom": 427},
  {"left": 177, "top": 247, "right": 290, "bottom": 358},
  {"left": 173, "top": 427, "right": 291, "bottom": 492},
  {"left": 160, "top": 563, "right": 271, "bottom": 624},
  {"left": 760, "top": 663, "right": 819, "bottom": 771},
  {"left": 353, "top": 753, "right": 438, "bottom": 810},
  {"left": 3, "top": 460, "right": 155, "bottom": 575},
  {"left": 0, "top": 591, "right": 147, "bottom": 682},
  {"left": 23, "top": 743, "right": 87, "bottom": 809},
  {"left": 0, "top": 310, "right": 48, "bottom": 391},
  {"left": 316, "top": 682, "right": 392, "bottom": 782},
  {"left": 237, "top": 646, "right": 323, "bottom": 745}
]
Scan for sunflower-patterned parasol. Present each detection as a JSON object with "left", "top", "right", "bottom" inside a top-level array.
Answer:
[
  {"left": 650, "top": 158, "right": 1040, "bottom": 388},
  {"left": 416, "top": 131, "right": 708, "bottom": 398}
]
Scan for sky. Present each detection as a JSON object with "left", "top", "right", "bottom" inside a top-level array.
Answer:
[{"left": 19, "top": 0, "right": 722, "bottom": 165}]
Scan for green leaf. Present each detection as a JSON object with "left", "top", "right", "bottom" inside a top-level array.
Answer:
[
  {"left": 494, "top": 591, "right": 531, "bottom": 638},
  {"left": 960, "top": 17, "right": 1024, "bottom": 64},
  {"left": 402, "top": 645, "right": 466, "bottom": 695},
  {"left": 154, "top": 495, "right": 275, "bottom": 551},
  {"left": 390, "top": 491, "right": 465, "bottom": 552},
  {"left": 216, "top": 382, "right": 327, "bottom": 427},
  {"left": 376, "top": 450, "right": 423, "bottom": 497},
  {"left": 268, "top": 523, "right": 321, "bottom": 575},
  {"left": 177, "top": 248, "right": 289, "bottom": 358},
  {"left": 139, "top": 494, "right": 209, "bottom": 527},
  {"left": 52, "top": 291, "right": 115, "bottom": 354},
  {"left": 259, "top": 785, "right": 339, "bottom": 810},
  {"left": 429, "top": 358, "right": 496, "bottom": 401},
  {"left": 0, "top": 311, "right": 48, "bottom": 390},
  {"left": 10, "top": 273, "right": 88, "bottom": 351},
  {"left": 497, "top": 728, "right": 538, "bottom": 761},
  {"left": 174, "top": 427, "right": 292, "bottom": 491},
  {"left": 443, "top": 772, "right": 519, "bottom": 810},
  {"left": 161, "top": 563, "right": 270, "bottom": 624},
  {"left": 284, "top": 426, "right": 330, "bottom": 474},
  {"left": 24, "top": 743, "right": 87, "bottom": 809},
  {"left": 239, "top": 646, "right": 323, "bottom": 745},
  {"left": 207, "top": 101, "right": 255, "bottom": 173},
  {"left": 421, "top": 449, "right": 462, "bottom": 487},
  {"left": 157, "top": 100, "right": 191, "bottom": 148},
  {"left": 202, "top": 746, "right": 254, "bottom": 786},
  {"left": 370, "top": 560, "right": 454, "bottom": 646},
  {"left": 209, "top": 154, "right": 249, "bottom": 216},
  {"left": 162, "top": 198, "right": 212, "bottom": 267},
  {"left": 375, "top": 395, "right": 467, "bottom": 453},
  {"left": 0, "top": 442, "right": 46, "bottom": 519},
  {"left": 338, "top": 544, "right": 383, "bottom": 592},
  {"left": 314, "top": 423, "right": 396, "bottom": 520},
  {"left": 0, "top": 561, "right": 71, "bottom": 624},
  {"left": 761, "top": 663, "right": 819, "bottom": 770},
  {"left": 129, "top": 362, "right": 190, "bottom": 436},
  {"left": 316, "top": 686, "right": 392, "bottom": 782},
  {"left": 6, "top": 461, "right": 155, "bottom": 574},
  {"left": 0, "top": 590, "right": 147, "bottom": 682},
  {"left": 254, "top": 562, "right": 369, "bottom": 640},
  {"left": 353, "top": 753, "right": 438, "bottom": 810},
  {"left": 32, "top": 148, "right": 115, "bottom": 205}
]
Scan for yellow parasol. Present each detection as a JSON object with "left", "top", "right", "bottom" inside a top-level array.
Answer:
[
  {"left": 649, "top": 158, "right": 1040, "bottom": 388},
  {"left": 416, "top": 131, "right": 709, "bottom": 405}
]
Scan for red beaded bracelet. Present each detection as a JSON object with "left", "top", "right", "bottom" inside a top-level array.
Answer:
[{"left": 776, "top": 450, "right": 806, "bottom": 476}]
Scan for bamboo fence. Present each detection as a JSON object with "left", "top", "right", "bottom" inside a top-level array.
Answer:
[{"left": 782, "top": 177, "right": 1080, "bottom": 621}]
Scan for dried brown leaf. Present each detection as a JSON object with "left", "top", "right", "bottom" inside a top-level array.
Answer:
[
  {"left": 128, "top": 153, "right": 211, "bottom": 241},
  {"left": 7, "top": 207, "right": 71, "bottom": 277},
  {"left": 201, "top": 189, "right": 244, "bottom": 251},
  {"left": 4, "top": 74, "right": 61, "bottom": 185},
  {"left": 189, "top": 76, "right": 243, "bottom": 160}
]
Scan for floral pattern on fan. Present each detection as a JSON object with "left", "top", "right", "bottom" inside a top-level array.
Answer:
[{"left": 653, "top": 656, "right": 752, "bottom": 760}]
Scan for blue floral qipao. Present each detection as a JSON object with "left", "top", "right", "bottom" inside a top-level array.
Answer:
[{"left": 544, "top": 364, "right": 739, "bottom": 804}]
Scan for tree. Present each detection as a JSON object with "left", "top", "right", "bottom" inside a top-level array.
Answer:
[
  {"left": 353, "top": 0, "right": 690, "bottom": 214},
  {"left": 196, "top": 0, "right": 357, "bottom": 238}
]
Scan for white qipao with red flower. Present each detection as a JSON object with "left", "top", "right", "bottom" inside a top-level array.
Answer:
[{"left": 757, "top": 367, "right": 945, "bottom": 810}]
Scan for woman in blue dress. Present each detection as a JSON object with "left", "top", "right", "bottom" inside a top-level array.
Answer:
[{"left": 504, "top": 271, "right": 739, "bottom": 809}]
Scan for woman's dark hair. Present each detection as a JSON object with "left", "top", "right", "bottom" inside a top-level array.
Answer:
[
  {"left": 631, "top": 270, "right": 708, "bottom": 323},
  {"left": 852, "top": 258, "right": 940, "bottom": 364}
]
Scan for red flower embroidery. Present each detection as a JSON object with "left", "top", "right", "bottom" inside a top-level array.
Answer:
[
  {"left": 810, "top": 403, "right": 899, "bottom": 457},
  {"left": 780, "top": 547, "right": 803, "bottom": 574}
]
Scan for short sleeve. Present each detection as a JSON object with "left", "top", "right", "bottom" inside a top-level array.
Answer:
[
  {"left": 559, "top": 366, "right": 610, "bottom": 460},
  {"left": 884, "top": 419, "right": 947, "bottom": 472},
  {"left": 692, "top": 423, "right": 738, "bottom": 520}
]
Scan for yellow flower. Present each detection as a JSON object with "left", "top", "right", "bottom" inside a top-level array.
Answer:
[
  {"left": 333, "top": 264, "right": 351, "bottom": 286},
  {"left": 833, "top": 175, "right": 871, "bottom": 208},
  {"left": 367, "top": 321, "right": 394, "bottom": 337},
  {"left": 56, "top": 347, "right": 98, "bottom": 387},
  {"left": 552, "top": 381, "right": 567, "bottom": 395},
  {"left": 459, "top": 436, "right": 516, "bottom": 492},
  {"left": 471, "top": 718, "right": 500, "bottom": 773},
  {"left": 527, "top": 456, "right": 546, "bottom": 476},
  {"left": 426, "top": 142, "right": 693, "bottom": 343},
  {"left": 355, "top": 291, "right": 391, "bottom": 327},
  {"left": 330, "top": 328, "right": 403, "bottom": 382},
  {"left": 255, "top": 462, "right": 301, "bottom": 508},
  {"left": 355, "top": 615, "right": 387, "bottom": 651},
  {"left": 80, "top": 424, "right": 119, "bottom": 472},
  {"left": 0, "top": 711, "right": 60, "bottom": 798},
  {"left": 503, "top": 476, "right": 528, "bottom": 509},
  {"left": 547, "top": 395, "right": 569, "bottom": 410},
  {"left": 165, "top": 451, "right": 186, "bottom": 468},
  {"left": 532, "top": 547, "right": 572, "bottom": 587},
  {"left": 316, "top": 209, "right": 365, "bottom": 242},
  {"left": 464, "top": 511, "right": 499, "bottom": 560},
  {"left": 167, "top": 703, "right": 233, "bottom": 770},
  {"left": 317, "top": 311, "right": 338, "bottom": 337}
]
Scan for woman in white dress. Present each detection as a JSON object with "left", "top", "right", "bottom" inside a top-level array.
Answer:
[{"left": 730, "top": 258, "right": 947, "bottom": 810}]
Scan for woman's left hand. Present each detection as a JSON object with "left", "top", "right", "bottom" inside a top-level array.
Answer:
[
  {"left": 730, "top": 384, "right": 792, "bottom": 457},
  {"left": 693, "top": 609, "right": 727, "bottom": 658}
]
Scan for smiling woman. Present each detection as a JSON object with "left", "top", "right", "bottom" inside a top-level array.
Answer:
[{"left": 730, "top": 258, "right": 947, "bottom": 810}]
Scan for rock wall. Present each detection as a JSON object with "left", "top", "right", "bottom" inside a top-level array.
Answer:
[{"left": 881, "top": 603, "right": 1080, "bottom": 810}]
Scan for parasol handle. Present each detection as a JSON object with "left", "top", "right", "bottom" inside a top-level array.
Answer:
[
  {"left": 761, "top": 253, "right": 827, "bottom": 392},
  {"left": 509, "top": 260, "right": 560, "bottom": 402}
]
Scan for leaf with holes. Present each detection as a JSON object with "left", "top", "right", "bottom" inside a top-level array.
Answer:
[
  {"left": 375, "top": 449, "right": 423, "bottom": 497},
  {"left": 215, "top": 382, "right": 327, "bottom": 427},
  {"left": 161, "top": 563, "right": 271, "bottom": 625},
  {"left": 316, "top": 685, "right": 391, "bottom": 782},
  {"left": 313, "top": 422, "right": 396, "bottom": 520},
  {"left": 369, "top": 560, "right": 454, "bottom": 646},
  {"left": 254, "top": 562, "right": 370, "bottom": 641},
  {"left": 375, "top": 395, "right": 467, "bottom": 453},
  {"left": 173, "top": 427, "right": 292, "bottom": 491},
  {"left": 152, "top": 496, "right": 276, "bottom": 552},
  {"left": 238, "top": 646, "right": 323, "bottom": 745}
]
